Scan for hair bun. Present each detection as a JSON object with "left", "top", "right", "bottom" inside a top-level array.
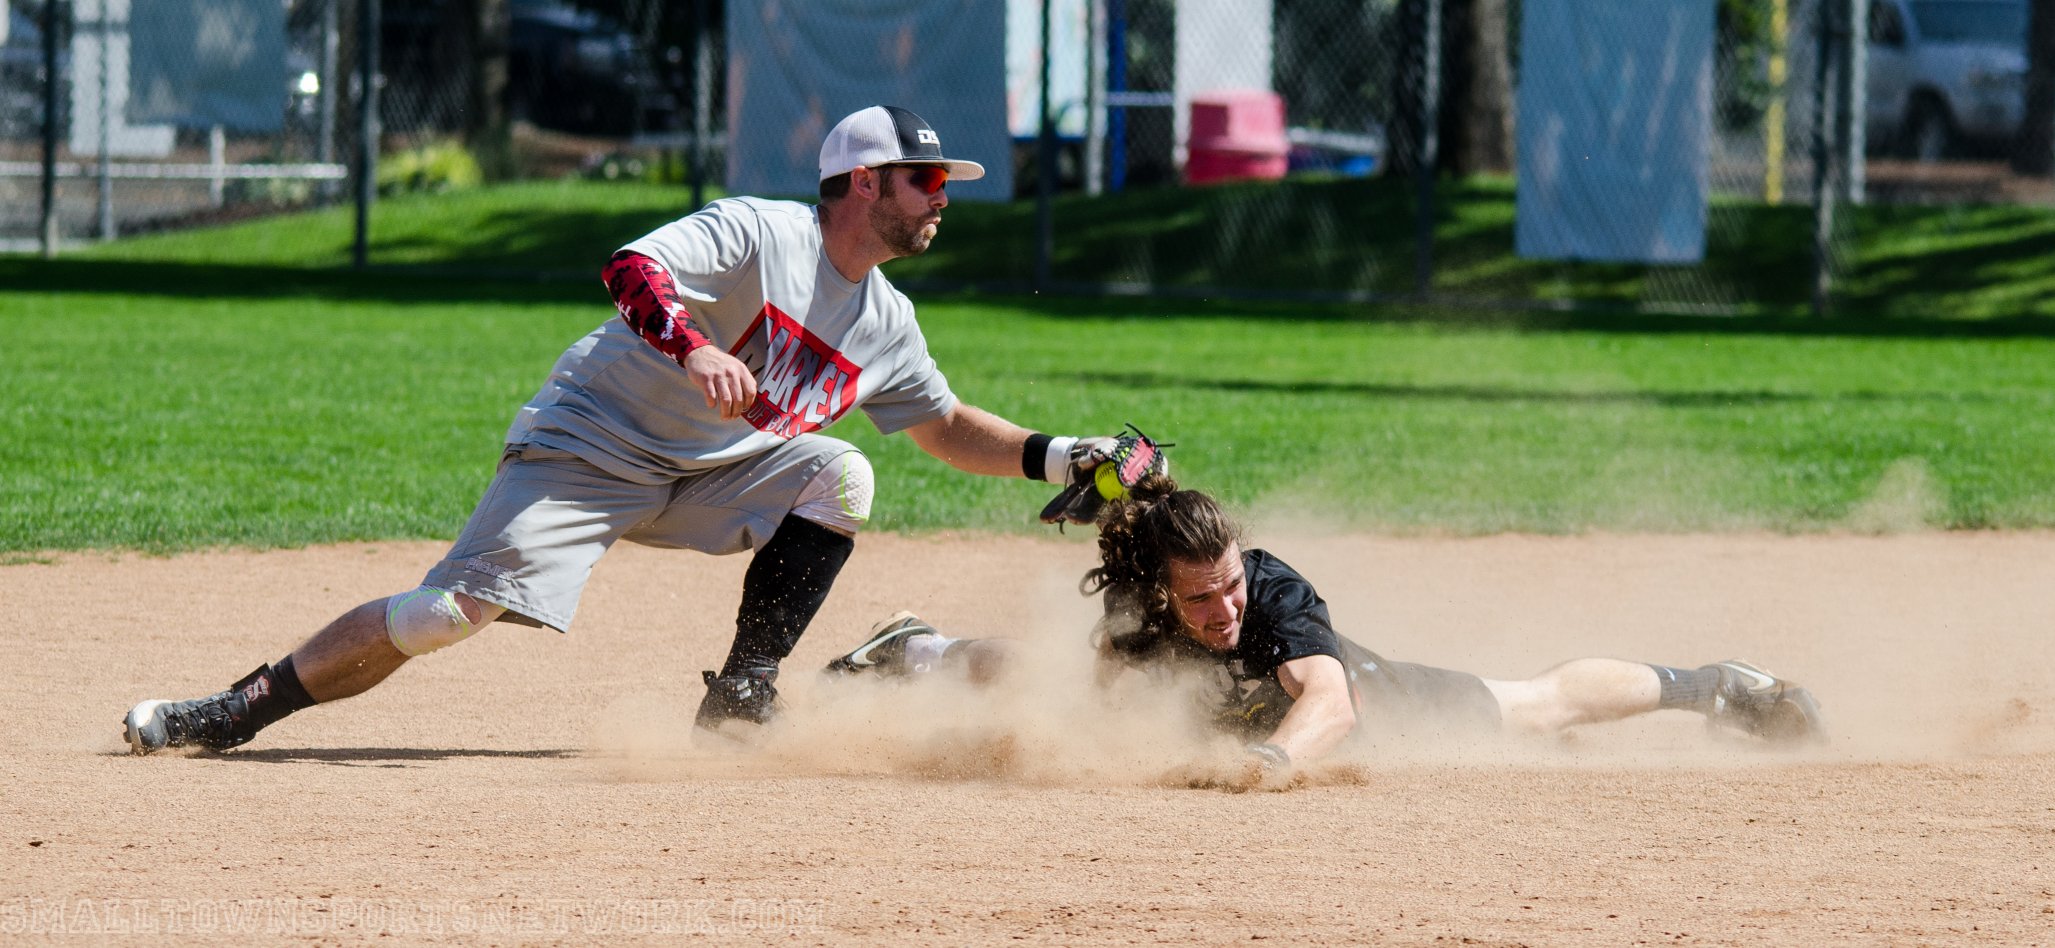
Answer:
[{"left": 1123, "top": 472, "right": 1178, "bottom": 504}]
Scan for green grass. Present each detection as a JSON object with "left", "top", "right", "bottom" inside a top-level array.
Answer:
[
  {"left": 5, "top": 178, "right": 2055, "bottom": 552},
  {"left": 4, "top": 265, "right": 2055, "bottom": 552}
]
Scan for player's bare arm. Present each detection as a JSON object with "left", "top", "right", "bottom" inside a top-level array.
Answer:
[
  {"left": 904, "top": 404, "right": 1039, "bottom": 476},
  {"left": 905, "top": 407, "right": 1142, "bottom": 525},
  {"left": 908, "top": 404, "right": 1123, "bottom": 482},
  {"left": 1266, "top": 653, "right": 1358, "bottom": 764}
]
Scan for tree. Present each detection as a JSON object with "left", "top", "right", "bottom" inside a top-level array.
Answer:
[
  {"left": 459, "top": 0, "right": 512, "bottom": 178},
  {"left": 1391, "top": 0, "right": 1515, "bottom": 177},
  {"left": 1439, "top": 0, "right": 1515, "bottom": 175}
]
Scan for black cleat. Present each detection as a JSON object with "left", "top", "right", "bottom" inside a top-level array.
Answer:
[
  {"left": 822, "top": 611, "right": 937, "bottom": 677},
  {"left": 1705, "top": 660, "right": 1826, "bottom": 745},
  {"left": 695, "top": 669, "right": 780, "bottom": 730},
  {"left": 122, "top": 691, "right": 253, "bottom": 755}
]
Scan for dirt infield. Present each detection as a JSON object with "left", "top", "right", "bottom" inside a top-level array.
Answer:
[{"left": 6, "top": 532, "right": 2052, "bottom": 944}]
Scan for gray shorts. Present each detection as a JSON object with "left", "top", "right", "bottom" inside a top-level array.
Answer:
[{"left": 421, "top": 436, "right": 859, "bottom": 632}]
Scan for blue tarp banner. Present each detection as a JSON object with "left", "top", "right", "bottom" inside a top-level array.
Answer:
[
  {"left": 128, "top": 0, "right": 288, "bottom": 132},
  {"left": 727, "top": 0, "right": 1014, "bottom": 201},
  {"left": 1515, "top": 0, "right": 1714, "bottom": 263}
]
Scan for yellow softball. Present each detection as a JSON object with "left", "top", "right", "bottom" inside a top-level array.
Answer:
[{"left": 1095, "top": 461, "right": 1127, "bottom": 500}]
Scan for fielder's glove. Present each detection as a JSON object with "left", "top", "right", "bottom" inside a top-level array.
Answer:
[{"left": 1038, "top": 425, "right": 1171, "bottom": 526}]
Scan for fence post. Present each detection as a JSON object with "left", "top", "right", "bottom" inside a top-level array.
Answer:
[
  {"left": 319, "top": 0, "right": 340, "bottom": 201},
  {"left": 354, "top": 0, "right": 380, "bottom": 269},
  {"left": 1084, "top": 0, "right": 1105, "bottom": 197},
  {"left": 40, "top": 0, "right": 62, "bottom": 257},
  {"left": 95, "top": 0, "right": 112, "bottom": 241},
  {"left": 1034, "top": 0, "right": 1055, "bottom": 292},
  {"left": 690, "top": 0, "right": 711, "bottom": 210},
  {"left": 1766, "top": 0, "right": 1788, "bottom": 204},
  {"left": 1105, "top": 0, "right": 1127, "bottom": 193},
  {"left": 1841, "top": 0, "right": 1867, "bottom": 203},
  {"left": 208, "top": 125, "right": 226, "bottom": 207},
  {"left": 1413, "top": 0, "right": 1442, "bottom": 297},
  {"left": 1810, "top": 0, "right": 1840, "bottom": 316}
]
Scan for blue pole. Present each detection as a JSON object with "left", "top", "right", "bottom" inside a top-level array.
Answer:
[{"left": 1035, "top": 0, "right": 1054, "bottom": 289}]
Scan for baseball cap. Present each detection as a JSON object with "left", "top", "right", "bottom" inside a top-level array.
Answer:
[{"left": 818, "top": 106, "right": 986, "bottom": 182}]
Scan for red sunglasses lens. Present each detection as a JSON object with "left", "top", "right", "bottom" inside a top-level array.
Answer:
[{"left": 907, "top": 166, "right": 949, "bottom": 195}]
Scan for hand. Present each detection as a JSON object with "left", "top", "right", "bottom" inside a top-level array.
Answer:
[
  {"left": 1164, "top": 751, "right": 1292, "bottom": 794},
  {"left": 1065, "top": 436, "right": 1123, "bottom": 482},
  {"left": 1034, "top": 435, "right": 1119, "bottom": 486},
  {"left": 683, "top": 346, "right": 759, "bottom": 420},
  {"left": 1247, "top": 742, "right": 1292, "bottom": 774}
]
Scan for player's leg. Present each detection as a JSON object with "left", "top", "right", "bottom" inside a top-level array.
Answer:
[
  {"left": 1482, "top": 658, "right": 1823, "bottom": 743},
  {"left": 121, "top": 445, "right": 662, "bottom": 755},
  {"left": 121, "top": 587, "right": 512, "bottom": 755},
  {"left": 290, "top": 600, "right": 414, "bottom": 701},
  {"left": 641, "top": 437, "right": 873, "bottom": 729},
  {"left": 1480, "top": 658, "right": 1662, "bottom": 734},
  {"left": 824, "top": 612, "right": 1016, "bottom": 684},
  {"left": 296, "top": 587, "right": 511, "bottom": 701}
]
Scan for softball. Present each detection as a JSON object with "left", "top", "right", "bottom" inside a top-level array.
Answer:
[{"left": 1095, "top": 461, "right": 1127, "bottom": 500}]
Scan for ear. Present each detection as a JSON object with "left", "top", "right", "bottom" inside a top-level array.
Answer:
[{"left": 852, "top": 166, "right": 881, "bottom": 201}]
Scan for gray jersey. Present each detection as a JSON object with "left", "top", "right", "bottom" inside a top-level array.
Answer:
[{"left": 505, "top": 197, "right": 958, "bottom": 485}]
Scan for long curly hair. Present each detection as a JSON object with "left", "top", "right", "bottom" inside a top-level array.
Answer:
[{"left": 1083, "top": 475, "right": 1243, "bottom": 649}]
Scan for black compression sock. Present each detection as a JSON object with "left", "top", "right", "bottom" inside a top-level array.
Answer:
[
  {"left": 1649, "top": 664, "right": 1720, "bottom": 712},
  {"left": 238, "top": 655, "right": 319, "bottom": 731},
  {"left": 719, "top": 515, "right": 855, "bottom": 677}
]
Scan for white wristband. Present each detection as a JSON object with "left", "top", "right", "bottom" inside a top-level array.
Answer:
[{"left": 1043, "top": 436, "right": 1078, "bottom": 484}]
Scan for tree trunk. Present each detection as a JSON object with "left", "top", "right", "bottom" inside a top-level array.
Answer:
[
  {"left": 462, "top": 0, "right": 512, "bottom": 178},
  {"left": 1391, "top": 0, "right": 1439, "bottom": 177},
  {"left": 2015, "top": 0, "right": 2055, "bottom": 176},
  {"left": 1440, "top": 0, "right": 1515, "bottom": 175}
]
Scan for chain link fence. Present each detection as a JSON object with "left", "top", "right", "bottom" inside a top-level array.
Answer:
[
  {"left": 0, "top": 0, "right": 361, "bottom": 251},
  {"left": 5, "top": 0, "right": 2051, "bottom": 315},
  {"left": 1043, "top": 0, "right": 1416, "bottom": 297},
  {"left": 1028, "top": 0, "right": 1858, "bottom": 312},
  {"left": 0, "top": 0, "right": 708, "bottom": 254}
]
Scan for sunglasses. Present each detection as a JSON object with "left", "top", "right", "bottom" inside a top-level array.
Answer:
[{"left": 898, "top": 165, "right": 950, "bottom": 195}]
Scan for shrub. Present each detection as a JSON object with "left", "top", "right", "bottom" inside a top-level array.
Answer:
[{"left": 378, "top": 140, "right": 486, "bottom": 196}]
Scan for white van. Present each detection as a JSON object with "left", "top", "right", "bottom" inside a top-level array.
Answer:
[{"left": 1866, "top": 0, "right": 2029, "bottom": 159}]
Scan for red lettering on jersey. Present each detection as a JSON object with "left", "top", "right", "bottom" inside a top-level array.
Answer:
[{"left": 732, "top": 303, "right": 862, "bottom": 439}]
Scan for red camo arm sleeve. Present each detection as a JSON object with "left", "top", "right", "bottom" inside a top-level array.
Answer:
[{"left": 603, "top": 249, "right": 713, "bottom": 365}]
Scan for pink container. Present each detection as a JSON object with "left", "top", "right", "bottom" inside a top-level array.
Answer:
[{"left": 1185, "top": 90, "right": 1289, "bottom": 185}]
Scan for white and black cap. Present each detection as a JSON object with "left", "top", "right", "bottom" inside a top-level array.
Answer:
[{"left": 818, "top": 105, "right": 986, "bottom": 182}]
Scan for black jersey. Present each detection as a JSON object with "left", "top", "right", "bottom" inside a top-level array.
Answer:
[{"left": 1100, "top": 549, "right": 1500, "bottom": 739}]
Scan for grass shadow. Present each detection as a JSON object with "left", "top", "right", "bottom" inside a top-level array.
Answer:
[
  {"left": 120, "top": 746, "right": 588, "bottom": 767},
  {"left": 1070, "top": 371, "right": 1995, "bottom": 406}
]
